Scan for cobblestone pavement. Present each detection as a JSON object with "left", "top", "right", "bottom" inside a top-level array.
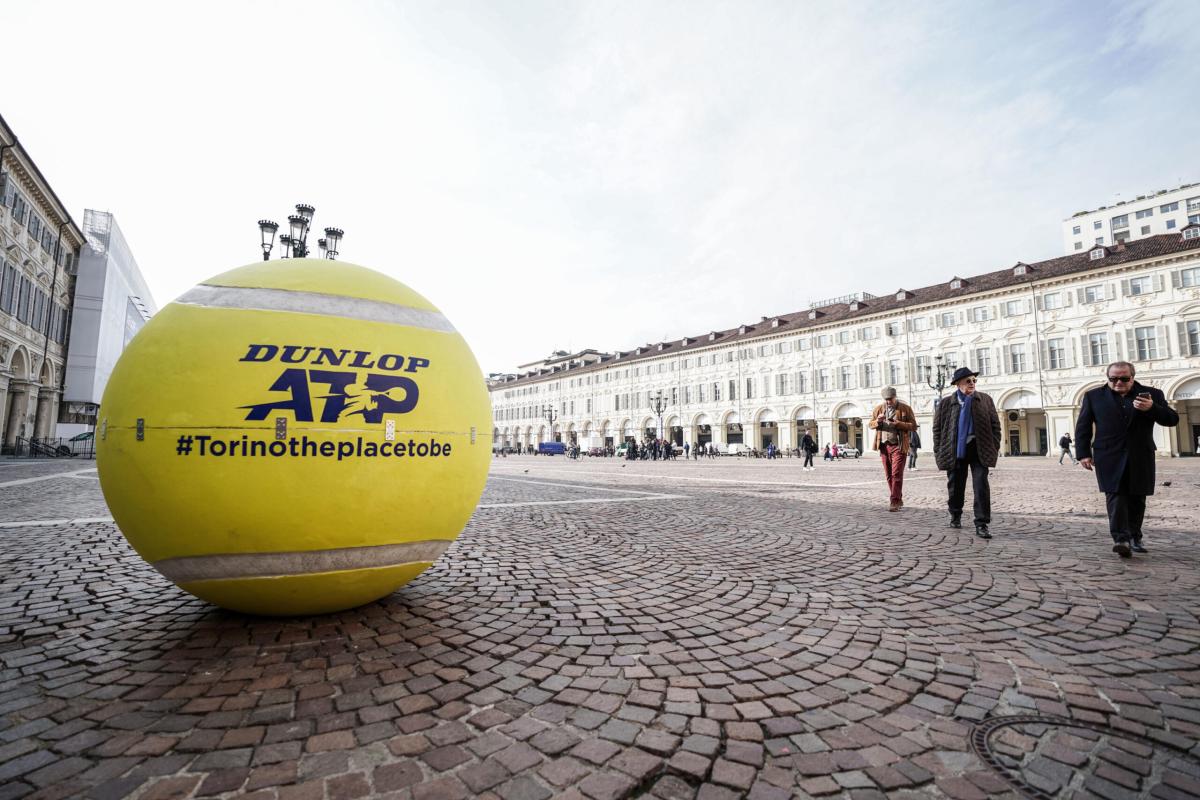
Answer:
[{"left": 1, "top": 455, "right": 1199, "bottom": 800}]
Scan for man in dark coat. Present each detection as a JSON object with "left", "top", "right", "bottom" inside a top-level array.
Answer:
[
  {"left": 933, "top": 367, "right": 1002, "bottom": 539},
  {"left": 1075, "top": 361, "right": 1179, "bottom": 558}
]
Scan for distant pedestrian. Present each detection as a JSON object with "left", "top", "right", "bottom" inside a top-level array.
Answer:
[
  {"left": 908, "top": 427, "right": 922, "bottom": 470},
  {"left": 684, "top": 442, "right": 690, "bottom": 459},
  {"left": 869, "top": 386, "right": 917, "bottom": 512},
  {"left": 1058, "top": 433, "right": 1077, "bottom": 465},
  {"left": 823, "top": 444, "right": 832, "bottom": 461},
  {"left": 933, "top": 367, "right": 1002, "bottom": 539},
  {"left": 801, "top": 431, "right": 817, "bottom": 470},
  {"left": 1075, "top": 361, "right": 1179, "bottom": 558}
]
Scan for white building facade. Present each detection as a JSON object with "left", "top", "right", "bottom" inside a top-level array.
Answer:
[
  {"left": 1063, "top": 182, "right": 1200, "bottom": 254},
  {"left": 491, "top": 231, "right": 1200, "bottom": 458},
  {"left": 0, "top": 114, "right": 87, "bottom": 449},
  {"left": 59, "top": 210, "right": 156, "bottom": 438}
]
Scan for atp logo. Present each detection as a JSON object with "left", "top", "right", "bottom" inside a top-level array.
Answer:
[{"left": 238, "top": 344, "right": 431, "bottom": 424}]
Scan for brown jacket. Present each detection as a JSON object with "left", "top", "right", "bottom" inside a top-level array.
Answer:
[
  {"left": 868, "top": 400, "right": 917, "bottom": 455},
  {"left": 933, "top": 390, "right": 1002, "bottom": 470}
]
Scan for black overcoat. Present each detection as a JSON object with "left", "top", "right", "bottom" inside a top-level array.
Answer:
[{"left": 1074, "top": 382, "right": 1178, "bottom": 495}]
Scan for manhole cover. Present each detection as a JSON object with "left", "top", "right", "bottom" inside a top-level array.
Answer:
[{"left": 971, "top": 714, "right": 1200, "bottom": 799}]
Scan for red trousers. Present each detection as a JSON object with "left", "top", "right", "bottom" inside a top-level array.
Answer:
[{"left": 880, "top": 443, "right": 906, "bottom": 503}]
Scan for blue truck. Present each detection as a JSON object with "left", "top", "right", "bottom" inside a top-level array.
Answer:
[{"left": 537, "top": 442, "right": 566, "bottom": 456}]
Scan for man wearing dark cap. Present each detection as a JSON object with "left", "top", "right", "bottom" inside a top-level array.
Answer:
[
  {"left": 869, "top": 386, "right": 917, "bottom": 512},
  {"left": 933, "top": 367, "right": 1002, "bottom": 539}
]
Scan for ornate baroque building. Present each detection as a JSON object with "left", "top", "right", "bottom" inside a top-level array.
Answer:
[
  {"left": 490, "top": 230, "right": 1200, "bottom": 457},
  {"left": 0, "top": 114, "right": 87, "bottom": 448}
]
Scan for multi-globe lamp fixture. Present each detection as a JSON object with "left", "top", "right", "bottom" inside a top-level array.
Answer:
[{"left": 257, "top": 204, "right": 344, "bottom": 261}]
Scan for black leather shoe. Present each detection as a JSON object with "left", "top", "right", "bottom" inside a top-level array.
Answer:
[
  {"left": 1113, "top": 542, "right": 1132, "bottom": 558},
  {"left": 949, "top": 516, "right": 962, "bottom": 529},
  {"left": 1131, "top": 541, "right": 1148, "bottom": 554},
  {"left": 975, "top": 524, "right": 991, "bottom": 539}
]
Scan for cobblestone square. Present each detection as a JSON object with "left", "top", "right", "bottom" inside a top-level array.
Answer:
[{"left": 1, "top": 455, "right": 1199, "bottom": 799}]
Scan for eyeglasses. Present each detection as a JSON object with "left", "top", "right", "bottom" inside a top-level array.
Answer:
[
  {"left": 961, "top": 378, "right": 977, "bottom": 384},
  {"left": 1107, "top": 375, "right": 1132, "bottom": 383}
]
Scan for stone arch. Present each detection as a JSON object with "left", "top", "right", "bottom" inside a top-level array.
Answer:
[
  {"left": 38, "top": 359, "right": 53, "bottom": 385},
  {"left": 832, "top": 401, "right": 864, "bottom": 419},
  {"left": 1070, "top": 382, "right": 1105, "bottom": 406},
  {"left": 721, "top": 410, "right": 740, "bottom": 425},
  {"left": 691, "top": 412, "right": 712, "bottom": 427},
  {"left": 665, "top": 414, "right": 680, "bottom": 428},
  {"left": 790, "top": 404, "right": 815, "bottom": 420},
  {"left": 755, "top": 407, "right": 779, "bottom": 424},
  {"left": 997, "top": 387, "right": 1041, "bottom": 410},
  {"left": 7, "top": 345, "right": 30, "bottom": 380},
  {"left": 1165, "top": 372, "right": 1200, "bottom": 401}
]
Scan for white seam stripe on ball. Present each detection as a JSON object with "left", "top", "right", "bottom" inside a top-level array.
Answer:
[
  {"left": 176, "top": 285, "right": 457, "bottom": 333},
  {"left": 152, "top": 540, "right": 452, "bottom": 582}
]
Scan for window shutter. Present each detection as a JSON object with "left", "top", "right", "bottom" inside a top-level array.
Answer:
[
  {"left": 1064, "top": 339, "right": 1074, "bottom": 369},
  {"left": 1177, "top": 322, "right": 1189, "bottom": 356},
  {"left": 1079, "top": 335, "right": 1091, "bottom": 367},
  {"left": 1171, "top": 270, "right": 1182, "bottom": 289},
  {"left": 1063, "top": 291, "right": 1073, "bottom": 307},
  {"left": 999, "top": 303, "right": 1008, "bottom": 318},
  {"left": 907, "top": 318, "right": 915, "bottom": 332},
  {"left": 935, "top": 315, "right": 943, "bottom": 328},
  {"left": 1076, "top": 288, "right": 1085, "bottom": 304},
  {"left": 1153, "top": 274, "right": 1165, "bottom": 293},
  {"left": 1124, "top": 329, "right": 1135, "bottom": 360},
  {"left": 1035, "top": 295, "right": 1044, "bottom": 311},
  {"left": 1120, "top": 278, "right": 1131, "bottom": 296},
  {"left": 1158, "top": 325, "right": 1171, "bottom": 359},
  {"left": 1106, "top": 283, "right": 1117, "bottom": 301},
  {"left": 1001, "top": 345, "right": 1011, "bottom": 374},
  {"left": 1040, "top": 340, "right": 1049, "bottom": 370}
]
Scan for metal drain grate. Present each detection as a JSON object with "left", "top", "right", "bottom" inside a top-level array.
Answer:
[{"left": 971, "top": 714, "right": 1200, "bottom": 800}]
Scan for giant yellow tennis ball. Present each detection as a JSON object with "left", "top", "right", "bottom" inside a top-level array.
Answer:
[{"left": 96, "top": 259, "right": 491, "bottom": 615}]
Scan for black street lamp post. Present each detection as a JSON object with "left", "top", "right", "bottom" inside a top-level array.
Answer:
[
  {"left": 258, "top": 204, "right": 344, "bottom": 261},
  {"left": 925, "top": 355, "right": 952, "bottom": 397},
  {"left": 542, "top": 405, "right": 559, "bottom": 443},
  {"left": 648, "top": 389, "right": 669, "bottom": 440}
]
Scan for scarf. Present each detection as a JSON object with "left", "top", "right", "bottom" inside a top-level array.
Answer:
[{"left": 955, "top": 389, "right": 974, "bottom": 460}]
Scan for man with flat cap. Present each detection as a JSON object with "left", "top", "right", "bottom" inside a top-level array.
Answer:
[
  {"left": 868, "top": 386, "right": 917, "bottom": 512},
  {"left": 933, "top": 366, "right": 1002, "bottom": 539}
]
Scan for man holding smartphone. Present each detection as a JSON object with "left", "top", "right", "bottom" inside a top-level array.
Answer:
[{"left": 1075, "top": 361, "right": 1179, "bottom": 558}]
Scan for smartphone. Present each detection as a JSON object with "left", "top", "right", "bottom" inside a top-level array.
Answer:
[{"left": 1137, "top": 392, "right": 1151, "bottom": 400}]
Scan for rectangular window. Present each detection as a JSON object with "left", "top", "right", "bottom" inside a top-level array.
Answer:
[
  {"left": 1187, "top": 320, "right": 1200, "bottom": 356},
  {"left": 817, "top": 334, "right": 832, "bottom": 347},
  {"left": 863, "top": 363, "right": 879, "bottom": 387},
  {"left": 818, "top": 369, "right": 829, "bottom": 392},
  {"left": 1005, "top": 299, "right": 1025, "bottom": 316},
  {"left": 1084, "top": 285, "right": 1103, "bottom": 303},
  {"left": 911, "top": 317, "right": 930, "bottom": 332},
  {"left": 1043, "top": 293, "right": 1062, "bottom": 310},
  {"left": 698, "top": 385, "right": 706, "bottom": 403},
  {"left": 797, "top": 338, "right": 810, "bottom": 351},
  {"left": 713, "top": 382, "right": 721, "bottom": 402},
  {"left": 1072, "top": 225, "right": 1081, "bottom": 235},
  {"left": 970, "top": 306, "right": 990, "bottom": 323},
  {"left": 1047, "top": 338, "right": 1066, "bottom": 369},
  {"left": 1167, "top": 219, "right": 1177, "bottom": 230},
  {"left": 775, "top": 374, "right": 787, "bottom": 395},
  {"left": 1140, "top": 225, "right": 1151, "bottom": 235},
  {"left": 1095, "top": 236, "right": 1104, "bottom": 245},
  {"left": 1089, "top": 333, "right": 1109, "bottom": 366},
  {"left": 974, "top": 348, "right": 992, "bottom": 377},
  {"left": 838, "top": 366, "right": 852, "bottom": 390},
  {"left": 837, "top": 330, "right": 853, "bottom": 344},
  {"left": 759, "top": 344, "right": 771, "bottom": 357},
  {"left": 1180, "top": 267, "right": 1200, "bottom": 288},
  {"left": 1075, "top": 242, "right": 1083, "bottom": 250},
  {"left": 1009, "top": 344, "right": 1027, "bottom": 373},
  {"left": 778, "top": 341, "right": 793, "bottom": 354},
  {"left": 886, "top": 322, "right": 903, "bottom": 336},
  {"left": 728, "top": 379, "right": 736, "bottom": 401},
  {"left": 940, "top": 312, "right": 956, "bottom": 328},
  {"left": 1188, "top": 196, "right": 1200, "bottom": 212},
  {"left": 746, "top": 378, "right": 756, "bottom": 399},
  {"left": 795, "top": 372, "right": 807, "bottom": 394},
  {"left": 684, "top": 386, "right": 692, "bottom": 405},
  {"left": 1162, "top": 202, "right": 1179, "bottom": 213},
  {"left": 1111, "top": 214, "right": 1129, "bottom": 229},
  {"left": 1136, "top": 208, "right": 1153, "bottom": 219},
  {"left": 1134, "top": 326, "right": 1158, "bottom": 360},
  {"left": 1094, "top": 220, "right": 1102, "bottom": 229},
  {"left": 860, "top": 326, "right": 877, "bottom": 341},
  {"left": 1128, "top": 276, "right": 1152, "bottom": 295},
  {"left": 887, "top": 360, "right": 902, "bottom": 384}
]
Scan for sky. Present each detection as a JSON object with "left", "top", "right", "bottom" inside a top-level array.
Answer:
[{"left": 3, "top": 0, "right": 1198, "bottom": 374}]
